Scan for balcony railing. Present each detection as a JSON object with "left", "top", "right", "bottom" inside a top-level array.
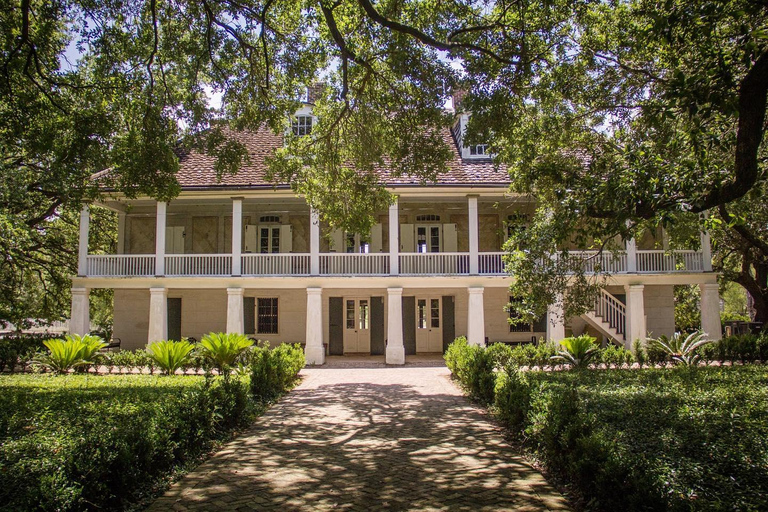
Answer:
[
  {"left": 400, "top": 253, "right": 470, "bottom": 276},
  {"left": 321, "top": 254, "right": 389, "bottom": 276},
  {"left": 242, "top": 254, "right": 310, "bottom": 276},
  {"left": 86, "top": 254, "right": 155, "bottom": 276},
  {"left": 84, "top": 250, "right": 707, "bottom": 277},
  {"left": 165, "top": 254, "right": 231, "bottom": 276},
  {"left": 636, "top": 250, "right": 703, "bottom": 273}
]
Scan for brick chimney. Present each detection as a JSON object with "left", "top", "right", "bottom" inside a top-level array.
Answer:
[
  {"left": 306, "top": 82, "right": 325, "bottom": 104},
  {"left": 452, "top": 88, "right": 468, "bottom": 112}
]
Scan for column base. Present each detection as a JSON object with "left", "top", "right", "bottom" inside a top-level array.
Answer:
[
  {"left": 386, "top": 345, "right": 405, "bottom": 365},
  {"left": 305, "top": 345, "right": 325, "bottom": 366}
]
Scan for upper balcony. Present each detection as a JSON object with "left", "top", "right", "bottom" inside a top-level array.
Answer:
[{"left": 78, "top": 194, "right": 712, "bottom": 279}]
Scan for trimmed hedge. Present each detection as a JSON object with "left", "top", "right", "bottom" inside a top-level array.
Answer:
[
  {"left": 0, "top": 374, "right": 253, "bottom": 511},
  {"left": 445, "top": 339, "right": 768, "bottom": 511},
  {"left": 250, "top": 342, "right": 305, "bottom": 401}
]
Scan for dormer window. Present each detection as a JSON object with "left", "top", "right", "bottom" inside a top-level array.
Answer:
[
  {"left": 469, "top": 144, "right": 489, "bottom": 156},
  {"left": 292, "top": 115, "right": 313, "bottom": 136}
]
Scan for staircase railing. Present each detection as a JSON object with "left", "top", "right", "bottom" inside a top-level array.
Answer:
[{"left": 593, "top": 289, "right": 626, "bottom": 338}]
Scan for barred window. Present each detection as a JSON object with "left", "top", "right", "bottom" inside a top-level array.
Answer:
[
  {"left": 509, "top": 296, "right": 534, "bottom": 333},
  {"left": 257, "top": 298, "right": 279, "bottom": 334},
  {"left": 292, "top": 115, "right": 313, "bottom": 136}
]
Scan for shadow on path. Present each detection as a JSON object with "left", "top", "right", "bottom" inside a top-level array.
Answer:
[{"left": 148, "top": 368, "right": 569, "bottom": 511}]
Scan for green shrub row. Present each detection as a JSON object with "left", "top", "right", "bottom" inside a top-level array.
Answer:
[
  {"left": 0, "top": 342, "right": 306, "bottom": 511},
  {"left": 0, "top": 374, "right": 253, "bottom": 511},
  {"left": 446, "top": 339, "right": 768, "bottom": 511},
  {"left": 0, "top": 333, "right": 48, "bottom": 372}
]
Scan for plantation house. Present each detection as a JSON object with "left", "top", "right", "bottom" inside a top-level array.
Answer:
[{"left": 70, "top": 98, "right": 722, "bottom": 364}]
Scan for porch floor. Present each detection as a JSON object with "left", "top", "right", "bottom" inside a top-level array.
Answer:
[{"left": 320, "top": 354, "right": 447, "bottom": 368}]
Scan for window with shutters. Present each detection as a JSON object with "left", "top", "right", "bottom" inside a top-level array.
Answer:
[
  {"left": 259, "top": 226, "right": 281, "bottom": 253},
  {"left": 509, "top": 296, "right": 534, "bottom": 333},
  {"left": 257, "top": 298, "right": 278, "bottom": 334}
]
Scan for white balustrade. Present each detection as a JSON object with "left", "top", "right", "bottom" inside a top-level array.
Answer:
[
  {"left": 86, "top": 255, "right": 155, "bottom": 276},
  {"left": 241, "top": 254, "right": 310, "bottom": 276},
  {"left": 479, "top": 252, "right": 506, "bottom": 275},
  {"left": 636, "top": 250, "right": 703, "bottom": 273},
  {"left": 320, "top": 254, "right": 389, "bottom": 275},
  {"left": 569, "top": 251, "right": 627, "bottom": 273},
  {"left": 165, "top": 254, "right": 232, "bottom": 276},
  {"left": 594, "top": 289, "right": 626, "bottom": 337},
  {"left": 399, "top": 253, "right": 470, "bottom": 275}
]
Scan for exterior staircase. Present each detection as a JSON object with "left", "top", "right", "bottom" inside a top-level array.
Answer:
[{"left": 582, "top": 289, "right": 626, "bottom": 345}]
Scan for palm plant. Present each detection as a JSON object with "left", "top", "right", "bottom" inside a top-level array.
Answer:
[
  {"left": 652, "top": 331, "right": 713, "bottom": 366},
  {"left": 146, "top": 340, "right": 195, "bottom": 375},
  {"left": 36, "top": 334, "right": 107, "bottom": 374},
  {"left": 199, "top": 332, "right": 254, "bottom": 375},
  {"left": 551, "top": 335, "right": 599, "bottom": 369}
]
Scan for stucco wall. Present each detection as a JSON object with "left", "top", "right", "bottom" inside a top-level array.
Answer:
[
  {"left": 644, "top": 285, "right": 675, "bottom": 338},
  {"left": 113, "top": 289, "right": 150, "bottom": 350}
]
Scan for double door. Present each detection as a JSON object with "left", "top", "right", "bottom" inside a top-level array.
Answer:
[
  {"left": 343, "top": 298, "right": 371, "bottom": 353},
  {"left": 415, "top": 297, "right": 443, "bottom": 352}
]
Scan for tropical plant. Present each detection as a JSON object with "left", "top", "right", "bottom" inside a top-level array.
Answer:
[
  {"left": 551, "top": 335, "right": 599, "bottom": 369},
  {"left": 146, "top": 340, "right": 195, "bottom": 376},
  {"left": 35, "top": 334, "right": 107, "bottom": 374},
  {"left": 652, "top": 331, "right": 714, "bottom": 366},
  {"left": 198, "top": 332, "right": 254, "bottom": 375}
]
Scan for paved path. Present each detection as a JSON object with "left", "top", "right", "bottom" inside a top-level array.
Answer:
[{"left": 148, "top": 365, "right": 569, "bottom": 511}]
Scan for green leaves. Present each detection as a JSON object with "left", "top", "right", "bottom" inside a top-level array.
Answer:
[
  {"left": 652, "top": 331, "right": 714, "bottom": 366},
  {"left": 198, "top": 332, "right": 254, "bottom": 375},
  {"left": 36, "top": 334, "right": 107, "bottom": 374},
  {"left": 146, "top": 339, "right": 195, "bottom": 375},
  {"left": 551, "top": 335, "right": 600, "bottom": 369}
]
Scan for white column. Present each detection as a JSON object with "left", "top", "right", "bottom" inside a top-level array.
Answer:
[
  {"left": 468, "top": 195, "right": 479, "bottom": 275},
  {"left": 700, "top": 283, "right": 722, "bottom": 340},
  {"left": 625, "top": 284, "right": 646, "bottom": 349},
  {"left": 467, "top": 286, "right": 486, "bottom": 346},
  {"left": 389, "top": 198, "right": 399, "bottom": 275},
  {"left": 226, "top": 287, "right": 245, "bottom": 333},
  {"left": 700, "top": 213, "right": 713, "bottom": 272},
  {"left": 386, "top": 287, "right": 405, "bottom": 364},
  {"left": 70, "top": 287, "right": 90, "bottom": 335},
  {"left": 117, "top": 212, "right": 126, "bottom": 255},
  {"left": 305, "top": 287, "right": 324, "bottom": 364},
  {"left": 546, "top": 295, "right": 566, "bottom": 344},
  {"left": 626, "top": 236, "right": 637, "bottom": 273},
  {"left": 231, "top": 198, "right": 243, "bottom": 276},
  {"left": 148, "top": 287, "right": 168, "bottom": 343},
  {"left": 155, "top": 202, "right": 167, "bottom": 276},
  {"left": 310, "top": 208, "right": 320, "bottom": 275},
  {"left": 77, "top": 206, "right": 89, "bottom": 276}
]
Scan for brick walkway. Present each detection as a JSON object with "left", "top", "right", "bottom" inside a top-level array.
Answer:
[{"left": 148, "top": 364, "right": 570, "bottom": 511}]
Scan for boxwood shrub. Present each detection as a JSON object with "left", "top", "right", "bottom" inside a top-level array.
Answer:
[
  {"left": 446, "top": 338, "right": 768, "bottom": 510},
  {"left": 0, "top": 374, "right": 254, "bottom": 511}
]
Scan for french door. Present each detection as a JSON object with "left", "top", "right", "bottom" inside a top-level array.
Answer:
[
  {"left": 343, "top": 298, "right": 371, "bottom": 353},
  {"left": 415, "top": 297, "right": 443, "bottom": 352}
]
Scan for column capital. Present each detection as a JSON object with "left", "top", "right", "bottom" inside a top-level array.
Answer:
[
  {"left": 307, "top": 286, "right": 323, "bottom": 296},
  {"left": 149, "top": 287, "right": 167, "bottom": 294},
  {"left": 71, "top": 286, "right": 89, "bottom": 296},
  {"left": 625, "top": 283, "right": 645, "bottom": 292},
  {"left": 468, "top": 286, "right": 485, "bottom": 295},
  {"left": 230, "top": 196, "right": 244, "bottom": 201},
  {"left": 466, "top": 193, "right": 480, "bottom": 199},
  {"left": 700, "top": 282, "right": 719, "bottom": 292},
  {"left": 227, "top": 287, "right": 245, "bottom": 295},
  {"left": 387, "top": 287, "right": 403, "bottom": 296}
]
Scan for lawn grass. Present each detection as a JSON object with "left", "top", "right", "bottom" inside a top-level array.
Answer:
[{"left": 0, "top": 373, "right": 254, "bottom": 511}]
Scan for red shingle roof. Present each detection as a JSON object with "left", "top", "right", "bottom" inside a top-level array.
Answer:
[{"left": 175, "top": 126, "right": 510, "bottom": 189}]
